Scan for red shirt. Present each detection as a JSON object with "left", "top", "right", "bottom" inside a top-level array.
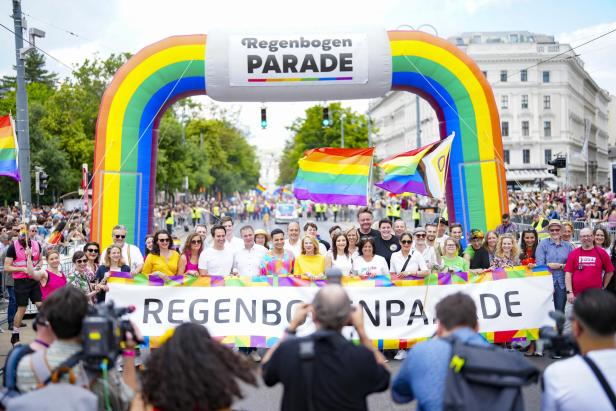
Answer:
[{"left": 564, "top": 246, "right": 614, "bottom": 296}]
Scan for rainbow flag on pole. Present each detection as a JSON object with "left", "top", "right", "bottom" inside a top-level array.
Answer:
[
  {"left": 376, "top": 134, "right": 454, "bottom": 197},
  {"left": 255, "top": 183, "right": 266, "bottom": 194},
  {"left": 293, "top": 147, "right": 374, "bottom": 205},
  {"left": 0, "top": 115, "right": 20, "bottom": 181}
]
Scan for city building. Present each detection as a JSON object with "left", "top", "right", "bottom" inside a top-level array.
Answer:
[
  {"left": 257, "top": 149, "right": 280, "bottom": 189},
  {"left": 368, "top": 31, "right": 611, "bottom": 188}
]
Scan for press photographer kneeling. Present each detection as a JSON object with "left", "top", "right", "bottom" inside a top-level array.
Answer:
[
  {"left": 542, "top": 289, "right": 616, "bottom": 410},
  {"left": 14, "top": 286, "right": 140, "bottom": 410}
]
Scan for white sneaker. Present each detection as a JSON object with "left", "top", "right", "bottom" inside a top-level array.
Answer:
[
  {"left": 394, "top": 350, "right": 407, "bottom": 361},
  {"left": 249, "top": 350, "right": 262, "bottom": 362}
]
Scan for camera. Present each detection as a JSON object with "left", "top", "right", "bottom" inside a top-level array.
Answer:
[
  {"left": 538, "top": 310, "right": 578, "bottom": 357},
  {"left": 81, "top": 301, "right": 141, "bottom": 370}
]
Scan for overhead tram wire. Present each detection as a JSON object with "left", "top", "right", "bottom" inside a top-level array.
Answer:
[{"left": 22, "top": 12, "right": 86, "bottom": 41}]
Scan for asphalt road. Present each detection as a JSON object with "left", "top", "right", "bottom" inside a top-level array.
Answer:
[{"left": 233, "top": 354, "right": 552, "bottom": 411}]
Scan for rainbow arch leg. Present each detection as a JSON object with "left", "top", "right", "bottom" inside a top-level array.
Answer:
[
  {"left": 91, "top": 31, "right": 507, "bottom": 249},
  {"left": 388, "top": 31, "right": 508, "bottom": 232}
]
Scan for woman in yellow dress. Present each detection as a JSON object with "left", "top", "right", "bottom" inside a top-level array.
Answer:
[
  {"left": 142, "top": 230, "right": 180, "bottom": 280},
  {"left": 293, "top": 236, "right": 326, "bottom": 280}
]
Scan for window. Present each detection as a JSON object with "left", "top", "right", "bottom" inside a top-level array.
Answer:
[
  {"left": 544, "top": 149, "right": 552, "bottom": 164},
  {"left": 544, "top": 121, "right": 551, "bottom": 137},
  {"left": 501, "top": 121, "right": 509, "bottom": 137},
  {"left": 500, "top": 70, "right": 508, "bottom": 82},
  {"left": 543, "top": 95, "right": 551, "bottom": 109},
  {"left": 509, "top": 34, "right": 519, "bottom": 43},
  {"left": 543, "top": 71, "right": 550, "bottom": 83},
  {"left": 522, "top": 121, "right": 529, "bottom": 136},
  {"left": 481, "top": 70, "right": 487, "bottom": 79},
  {"left": 504, "top": 150, "right": 510, "bottom": 165},
  {"left": 501, "top": 95, "right": 509, "bottom": 109},
  {"left": 521, "top": 69, "right": 528, "bottom": 82},
  {"left": 523, "top": 149, "right": 530, "bottom": 164},
  {"left": 521, "top": 95, "right": 528, "bottom": 109}
]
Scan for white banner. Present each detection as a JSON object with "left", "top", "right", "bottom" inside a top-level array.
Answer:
[
  {"left": 107, "top": 276, "right": 554, "bottom": 346},
  {"left": 205, "top": 27, "right": 392, "bottom": 102}
]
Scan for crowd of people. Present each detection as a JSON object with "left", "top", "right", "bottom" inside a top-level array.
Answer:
[{"left": 0, "top": 186, "right": 615, "bottom": 409}]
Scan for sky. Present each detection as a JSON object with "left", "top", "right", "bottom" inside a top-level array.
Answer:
[{"left": 1, "top": 0, "right": 616, "bottom": 154}]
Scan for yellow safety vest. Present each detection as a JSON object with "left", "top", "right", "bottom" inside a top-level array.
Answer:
[
  {"left": 386, "top": 204, "right": 394, "bottom": 217},
  {"left": 534, "top": 218, "right": 549, "bottom": 239},
  {"left": 165, "top": 213, "right": 174, "bottom": 225},
  {"left": 213, "top": 206, "right": 220, "bottom": 216},
  {"left": 412, "top": 205, "right": 420, "bottom": 220},
  {"left": 192, "top": 208, "right": 200, "bottom": 219}
]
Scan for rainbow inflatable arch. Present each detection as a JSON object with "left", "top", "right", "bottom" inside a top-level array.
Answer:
[{"left": 92, "top": 31, "right": 507, "bottom": 249}]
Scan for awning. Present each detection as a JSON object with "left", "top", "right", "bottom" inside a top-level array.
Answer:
[{"left": 506, "top": 169, "right": 556, "bottom": 182}]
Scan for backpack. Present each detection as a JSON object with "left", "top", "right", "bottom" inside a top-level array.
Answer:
[
  {"left": 443, "top": 336, "right": 540, "bottom": 411},
  {"left": 0, "top": 345, "right": 34, "bottom": 407}
]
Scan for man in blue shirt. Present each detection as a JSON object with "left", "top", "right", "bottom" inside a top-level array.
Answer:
[
  {"left": 391, "top": 292, "right": 488, "bottom": 411},
  {"left": 535, "top": 219, "right": 573, "bottom": 313}
]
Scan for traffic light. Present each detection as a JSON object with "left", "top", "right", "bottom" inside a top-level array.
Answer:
[
  {"left": 260, "top": 107, "right": 267, "bottom": 129},
  {"left": 322, "top": 107, "right": 330, "bottom": 127},
  {"left": 547, "top": 155, "right": 566, "bottom": 177},
  {"left": 39, "top": 171, "right": 49, "bottom": 193}
]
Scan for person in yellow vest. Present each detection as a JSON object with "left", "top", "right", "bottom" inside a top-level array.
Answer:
[
  {"left": 532, "top": 213, "right": 549, "bottom": 240},
  {"left": 386, "top": 202, "right": 394, "bottom": 222},
  {"left": 246, "top": 201, "right": 255, "bottom": 221},
  {"left": 412, "top": 203, "right": 421, "bottom": 228},
  {"left": 332, "top": 204, "right": 339, "bottom": 223},
  {"left": 391, "top": 200, "right": 401, "bottom": 221},
  {"left": 191, "top": 206, "right": 201, "bottom": 227},
  {"left": 165, "top": 209, "right": 175, "bottom": 234}
]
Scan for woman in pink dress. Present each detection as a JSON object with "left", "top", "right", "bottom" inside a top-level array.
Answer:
[
  {"left": 177, "top": 233, "right": 202, "bottom": 276},
  {"left": 30, "top": 249, "right": 67, "bottom": 300}
]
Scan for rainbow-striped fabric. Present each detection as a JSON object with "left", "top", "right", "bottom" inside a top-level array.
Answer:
[
  {"left": 107, "top": 265, "right": 550, "bottom": 287},
  {"left": 293, "top": 147, "right": 374, "bottom": 206},
  {"left": 0, "top": 115, "right": 20, "bottom": 181}
]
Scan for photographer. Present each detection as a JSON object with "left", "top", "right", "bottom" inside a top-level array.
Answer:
[
  {"left": 261, "top": 284, "right": 389, "bottom": 411},
  {"left": 15, "top": 287, "right": 139, "bottom": 410},
  {"left": 542, "top": 289, "right": 616, "bottom": 411}
]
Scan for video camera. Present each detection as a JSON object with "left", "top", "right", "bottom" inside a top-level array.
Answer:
[
  {"left": 81, "top": 301, "right": 141, "bottom": 370},
  {"left": 538, "top": 310, "right": 578, "bottom": 357}
]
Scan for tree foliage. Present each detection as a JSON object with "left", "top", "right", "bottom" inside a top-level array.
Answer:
[
  {"left": 0, "top": 51, "right": 260, "bottom": 204},
  {"left": 277, "top": 102, "right": 371, "bottom": 185}
]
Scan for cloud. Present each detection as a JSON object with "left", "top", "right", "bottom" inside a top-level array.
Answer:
[{"left": 558, "top": 21, "right": 616, "bottom": 94}]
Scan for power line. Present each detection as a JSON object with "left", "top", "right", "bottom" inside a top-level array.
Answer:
[
  {"left": 0, "top": 22, "right": 75, "bottom": 72},
  {"left": 521, "top": 27, "right": 616, "bottom": 71},
  {"left": 22, "top": 12, "right": 87, "bottom": 41}
]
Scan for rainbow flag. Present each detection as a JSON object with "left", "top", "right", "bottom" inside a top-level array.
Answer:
[
  {"left": 376, "top": 134, "right": 454, "bottom": 197},
  {"left": 0, "top": 115, "right": 20, "bottom": 181},
  {"left": 293, "top": 147, "right": 374, "bottom": 205},
  {"left": 255, "top": 183, "right": 266, "bottom": 194}
]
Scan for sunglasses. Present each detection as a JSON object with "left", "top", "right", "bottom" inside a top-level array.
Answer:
[
  {"left": 75, "top": 259, "right": 87, "bottom": 264},
  {"left": 114, "top": 235, "right": 126, "bottom": 239},
  {"left": 191, "top": 239, "right": 202, "bottom": 244},
  {"left": 415, "top": 234, "right": 426, "bottom": 238},
  {"left": 400, "top": 240, "right": 412, "bottom": 245},
  {"left": 549, "top": 229, "right": 561, "bottom": 232},
  {"left": 86, "top": 248, "right": 99, "bottom": 253},
  {"left": 158, "top": 238, "right": 170, "bottom": 243}
]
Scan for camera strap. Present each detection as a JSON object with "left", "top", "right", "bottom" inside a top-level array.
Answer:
[
  {"left": 298, "top": 339, "right": 315, "bottom": 411},
  {"left": 582, "top": 355, "right": 616, "bottom": 409}
]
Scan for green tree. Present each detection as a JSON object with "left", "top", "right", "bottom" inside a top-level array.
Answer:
[
  {"left": 277, "top": 102, "right": 371, "bottom": 185},
  {"left": 0, "top": 50, "right": 57, "bottom": 90}
]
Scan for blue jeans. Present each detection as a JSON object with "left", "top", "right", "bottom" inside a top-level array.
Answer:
[
  {"left": 6, "top": 286, "right": 16, "bottom": 326},
  {"left": 553, "top": 285, "right": 566, "bottom": 313}
]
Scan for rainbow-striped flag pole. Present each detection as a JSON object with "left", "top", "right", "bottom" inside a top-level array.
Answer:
[
  {"left": 293, "top": 147, "right": 374, "bottom": 205},
  {"left": 0, "top": 115, "right": 21, "bottom": 182}
]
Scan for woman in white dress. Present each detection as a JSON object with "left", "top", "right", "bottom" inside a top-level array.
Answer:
[
  {"left": 390, "top": 232, "right": 429, "bottom": 279},
  {"left": 325, "top": 233, "right": 353, "bottom": 275},
  {"left": 351, "top": 237, "right": 389, "bottom": 278},
  {"left": 345, "top": 227, "right": 360, "bottom": 258}
]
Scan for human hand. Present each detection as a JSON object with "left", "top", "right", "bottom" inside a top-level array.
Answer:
[
  {"left": 124, "top": 320, "right": 143, "bottom": 349},
  {"left": 349, "top": 305, "right": 365, "bottom": 332},
  {"left": 547, "top": 263, "right": 561, "bottom": 270},
  {"left": 289, "top": 303, "right": 311, "bottom": 332},
  {"left": 527, "top": 263, "right": 536, "bottom": 269},
  {"left": 567, "top": 293, "right": 575, "bottom": 304}
]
